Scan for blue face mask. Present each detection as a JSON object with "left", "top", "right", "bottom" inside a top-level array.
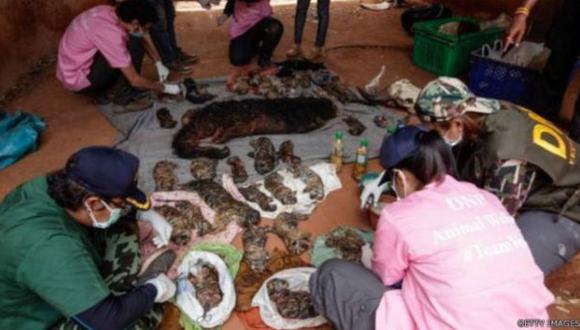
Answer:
[
  {"left": 85, "top": 200, "right": 122, "bottom": 229},
  {"left": 130, "top": 31, "right": 144, "bottom": 38}
]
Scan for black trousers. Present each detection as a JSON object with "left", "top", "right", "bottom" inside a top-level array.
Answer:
[
  {"left": 532, "top": 0, "right": 580, "bottom": 141},
  {"left": 148, "top": 0, "right": 179, "bottom": 65},
  {"left": 294, "top": 0, "right": 330, "bottom": 47},
  {"left": 229, "top": 17, "right": 284, "bottom": 67},
  {"left": 80, "top": 36, "right": 145, "bottom": 105}
]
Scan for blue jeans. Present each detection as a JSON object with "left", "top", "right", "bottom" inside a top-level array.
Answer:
[{"left": 148, "top": 0, "right": 179, "bottom": 65}]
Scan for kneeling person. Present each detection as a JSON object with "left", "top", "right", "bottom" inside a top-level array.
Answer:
[
  {"left": 0, "top": 147, "right": 175, "bottom": 329},
  {"left": 57, "top": 0, "right": 183, "bottom": 111}
]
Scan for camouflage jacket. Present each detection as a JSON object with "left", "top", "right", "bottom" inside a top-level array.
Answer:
[{"left": 454, "top": 105, "right": 580, "bottom": 221}]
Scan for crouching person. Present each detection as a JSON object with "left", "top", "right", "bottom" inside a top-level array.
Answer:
[
  {"left": 220, "top": 0, "right": 284, "bottom": 87},
  {"left": 0, "top": 147, "right": 175, "bottom": 329},
  {"left": 309, "top": 126, "right": 553, "bottom": 330},
  {"left": 57, "top": 0, "right": 184, "bottom": 112}
]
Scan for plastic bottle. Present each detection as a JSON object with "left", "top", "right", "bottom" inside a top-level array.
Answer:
[
  {"left": 330, "top": 131, "right": 344, "bottom": 173},
  {"left": 353, "top": 139, "right": 369, "bottom": 181}
]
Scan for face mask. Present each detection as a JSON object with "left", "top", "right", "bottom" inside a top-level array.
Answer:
[
  {"left": 391, "top": 169, "right": 408, "bottom": 200},
  {"left": 85, "top": 200, "right": 122, "bottom": 229},
  {"left": 443, "top": 132, "right": 463, "bottom": 147},
  {"left": 130, "top": 31, "right": 144, "bottom": 38}
]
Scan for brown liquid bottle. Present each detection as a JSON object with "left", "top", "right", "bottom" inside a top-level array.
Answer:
[{"left": 353, "top": 138, "right": 369, "bottom": 181}]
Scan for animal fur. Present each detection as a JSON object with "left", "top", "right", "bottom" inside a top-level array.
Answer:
[
  {"left": 264, "top": 173, "right": 297, "bottom": 205},
  {"left": 172, "top": 97, "right": 337, "bottom": 159},
  {"left": 238, "top": 185, "right": 277, "bottom": 212},
  {"left": 278, "top": 140, "right": 301, "bottom": 165},
  {"left": 242, "top": 225, "right": 271, "bottom": 273},
  {"left": 325, "top": 228, "right": 365, "bottom": 263},
  {"left": 154, "top": 205, "right": 193, "bottom": 245},
  {"left": 190, "top": 158, "right": 218, "bottom": 181},
  {"left": 180, "top": 180, "right": 260, "bottom": 229},
  {"left": 289, "top": 164, "right": 324, "bottom": 201},
  {"left": 188, "top": 262, "right": 223, "bottom": 313},
  {"left": 272, "top": 213, "right": 311, "bottom": 255},
  {"left": 249, "top": 137, "right": 278, "bottom": 175},
  {"left": 227, "top": 156, "right": 248, "bottom": 183},
  {"left": 153, "top": 160, "right": 179, "bottom": 191},
  {"left": 156, "top": 108, "right": 177, "bottom": 129},
  {"left": 267, "top": 278, "right": 318, "bottom": 319},
  {"left": 343, "top": 115, "right": 366, "bottom": 136}
]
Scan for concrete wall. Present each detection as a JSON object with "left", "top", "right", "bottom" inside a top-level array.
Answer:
[{"left": 0, "top": 0, "right": 107, "bottom": 98}]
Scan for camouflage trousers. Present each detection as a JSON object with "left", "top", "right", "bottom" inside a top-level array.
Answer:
[{"left": 53, "top": 220, "right": 164, "bottom": 330}]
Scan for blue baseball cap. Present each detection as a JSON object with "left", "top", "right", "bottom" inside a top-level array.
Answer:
[
  {"left": 64, "top": 146, "right": 150, "bottom": 210},
  {"left": 379, "top": 125, "right": 427, "bottom": 183}
]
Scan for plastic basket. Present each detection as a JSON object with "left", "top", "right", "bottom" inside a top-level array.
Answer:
[
  {"left": 468, "top": 47, "right": 540, "bottom": 107},
  {"left": 412, "top": 17, "right": 504, "bottom": 76}
]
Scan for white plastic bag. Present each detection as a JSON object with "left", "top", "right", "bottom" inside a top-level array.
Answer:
[
  {"left": 176, "top": 251, "right": 236, "bottom": 328},
  {"left": 251, "top": 267, "right": 328, "bottom": 329}
]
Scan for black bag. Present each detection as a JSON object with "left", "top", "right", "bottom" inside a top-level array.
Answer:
[{"left": 401, "top": 4, "right": 452, "bottom": 35}]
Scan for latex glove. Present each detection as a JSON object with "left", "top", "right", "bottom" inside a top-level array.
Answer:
[
  {"left": 504, "top": 14, "right": 527, "bottom": 51},
  {"left": 155, "top": 61, "right": 170, "bottom": 82},
  {"left": 361, "top": 244, "right": 373, "bottom": 269},
  {"left": 163, "top": 83, "right": 183, "bottom": 95},
  {"left": 359, "top": 170, "right": 390, "bottom": 209},
  {"left": 137, "top": 209, "right": 172, "bottom": 248},
  {"left": 217, "top": 14, "right": 229, "bottom": 26},
  {"left": 146, "top": 273, "right": 177, "bottom": 303}
]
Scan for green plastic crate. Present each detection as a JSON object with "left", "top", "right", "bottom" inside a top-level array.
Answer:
[{"left": 412, "top": 17, "right": 504, "bottom": 76}]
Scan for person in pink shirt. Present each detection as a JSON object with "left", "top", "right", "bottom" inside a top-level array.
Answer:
[
  {"left": 57, "top": 0, "right": 183, "bottom": 112},
  {"left": 309, "top": 126, "right": 553, "bottom": 330},
  {"left": 218, "top": 0, "right": 283, "bottom": 87}
]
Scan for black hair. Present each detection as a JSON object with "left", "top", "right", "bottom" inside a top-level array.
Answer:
[
  {"left": 47, "top": 169, "right": 95, "bottom": 211},
  {"left": 116, "top": 0, "right": 158, "bottom": 25},
  {"left": 394, "top": 130, "right": 457, "bottom": 185}
]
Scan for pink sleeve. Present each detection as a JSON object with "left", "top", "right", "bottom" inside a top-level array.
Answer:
[
  {"left": 93, "top": 28, "right": 132, "bottom": 69},
  {"left": 371, "top": 213, "right": 409, "bottom": 286}
]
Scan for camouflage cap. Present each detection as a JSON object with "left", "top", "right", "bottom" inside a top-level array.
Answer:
[{"left": 415, "top": 77, "right": 500, "bottom": 122}]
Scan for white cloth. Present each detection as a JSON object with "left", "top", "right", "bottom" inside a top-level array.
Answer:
[
  {"left": 252, "top": 267, "right": 328, "bottom": 329},
  {"left": 176, "top": 251, "right": 236, "bottom": 328},
  {"left": 237, "top": 162, "right": 342, "bottom": 218}
]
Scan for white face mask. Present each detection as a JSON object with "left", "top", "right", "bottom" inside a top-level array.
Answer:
[
  {"left": 443, "top": 131, "right": 463, "bottom": 147},
  {"left": 84, "top": 200, "right": 122, "bottom": 229},
  {"left": 391, "top": 169, "right": 408, "bottom": 200}
]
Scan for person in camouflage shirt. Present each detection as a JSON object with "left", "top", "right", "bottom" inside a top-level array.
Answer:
[{"left": 415, "top": 77, "right": 580, "bottom": 275}]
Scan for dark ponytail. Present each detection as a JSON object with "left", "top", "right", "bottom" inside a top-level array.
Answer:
[{"left": 396, "top": 130, "right": 456, "bottom": 185}]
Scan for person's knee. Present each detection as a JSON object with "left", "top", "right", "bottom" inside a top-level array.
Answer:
[
  {"left": 317, "top": 258, "right": 353, "bottom": 278},
  {"left": 229, "top": 52, "right": 252, "bottom": 66},
  {"left": 265, "top": 19, "right": 284, "bottom": 38}
]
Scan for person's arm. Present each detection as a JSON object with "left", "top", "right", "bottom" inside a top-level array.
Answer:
[
  {"left": 371, "top": 213, "right": 409, "bottom": 286},
  {"left": 142, "top": 32, "right": 162, "bottom": 63},
  {"left": 504, "top": 0, "right": 540, "bottom": 50},
  {"left": 72, "top": 285, "right": 157, "bottom": 330},
  {"left": 483, "top": 159, "right": 537, "bottom": 216},
  {"left": 120, "top": 65, "right": 165, "bottom": 92}
]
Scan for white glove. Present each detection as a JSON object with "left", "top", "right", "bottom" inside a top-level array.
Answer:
[
  {"left": 155, "top": 61, "right": 170, "bottom": 82},
  {"left": 361, "top": 244, "right": 373, "bottom": 269},
  {"left": 360, "top": 170, "right": 389, "bottom": 209},
  {"left": 137, "top": 209, "right": 173, "bottom": 248},
  {"left": 217, "top": 14, "right": 229, "bottom": 26},
  {"left": 163, "top": 83, "right": 182, "bottom": 95},
  {"left": 146, "top": 273, "right": 177, "bottom": 303}
]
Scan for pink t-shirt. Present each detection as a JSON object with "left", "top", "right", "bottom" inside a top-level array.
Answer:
[
  {"left": 57, "top": 5, "right": 131, "bottom": 91},
  {"left": 229, "top": 0, "right": 273, "bottom": 39},
  {"left": 372, "top": 175, "right": 553, "bottom": 330}
]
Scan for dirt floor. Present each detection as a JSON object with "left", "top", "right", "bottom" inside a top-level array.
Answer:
[{"left": 2, "top": 1, "right": 580, "bottom": 329}]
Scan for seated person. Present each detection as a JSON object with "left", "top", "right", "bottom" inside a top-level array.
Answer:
[
  {"left": 57, "top": 0, "right": 183, "bottom": 112},
  {"left": 415, "top": 77, "right": 580, "bottom": 276},
  {"left": 313, "top": 126, "right": 553, "bottom": 330},
  {"left": 220, "top": 0, "right": 284, "bottom": 87},
  {"left": 0, "top": 147, "right": 175, "bottom": 329}
]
